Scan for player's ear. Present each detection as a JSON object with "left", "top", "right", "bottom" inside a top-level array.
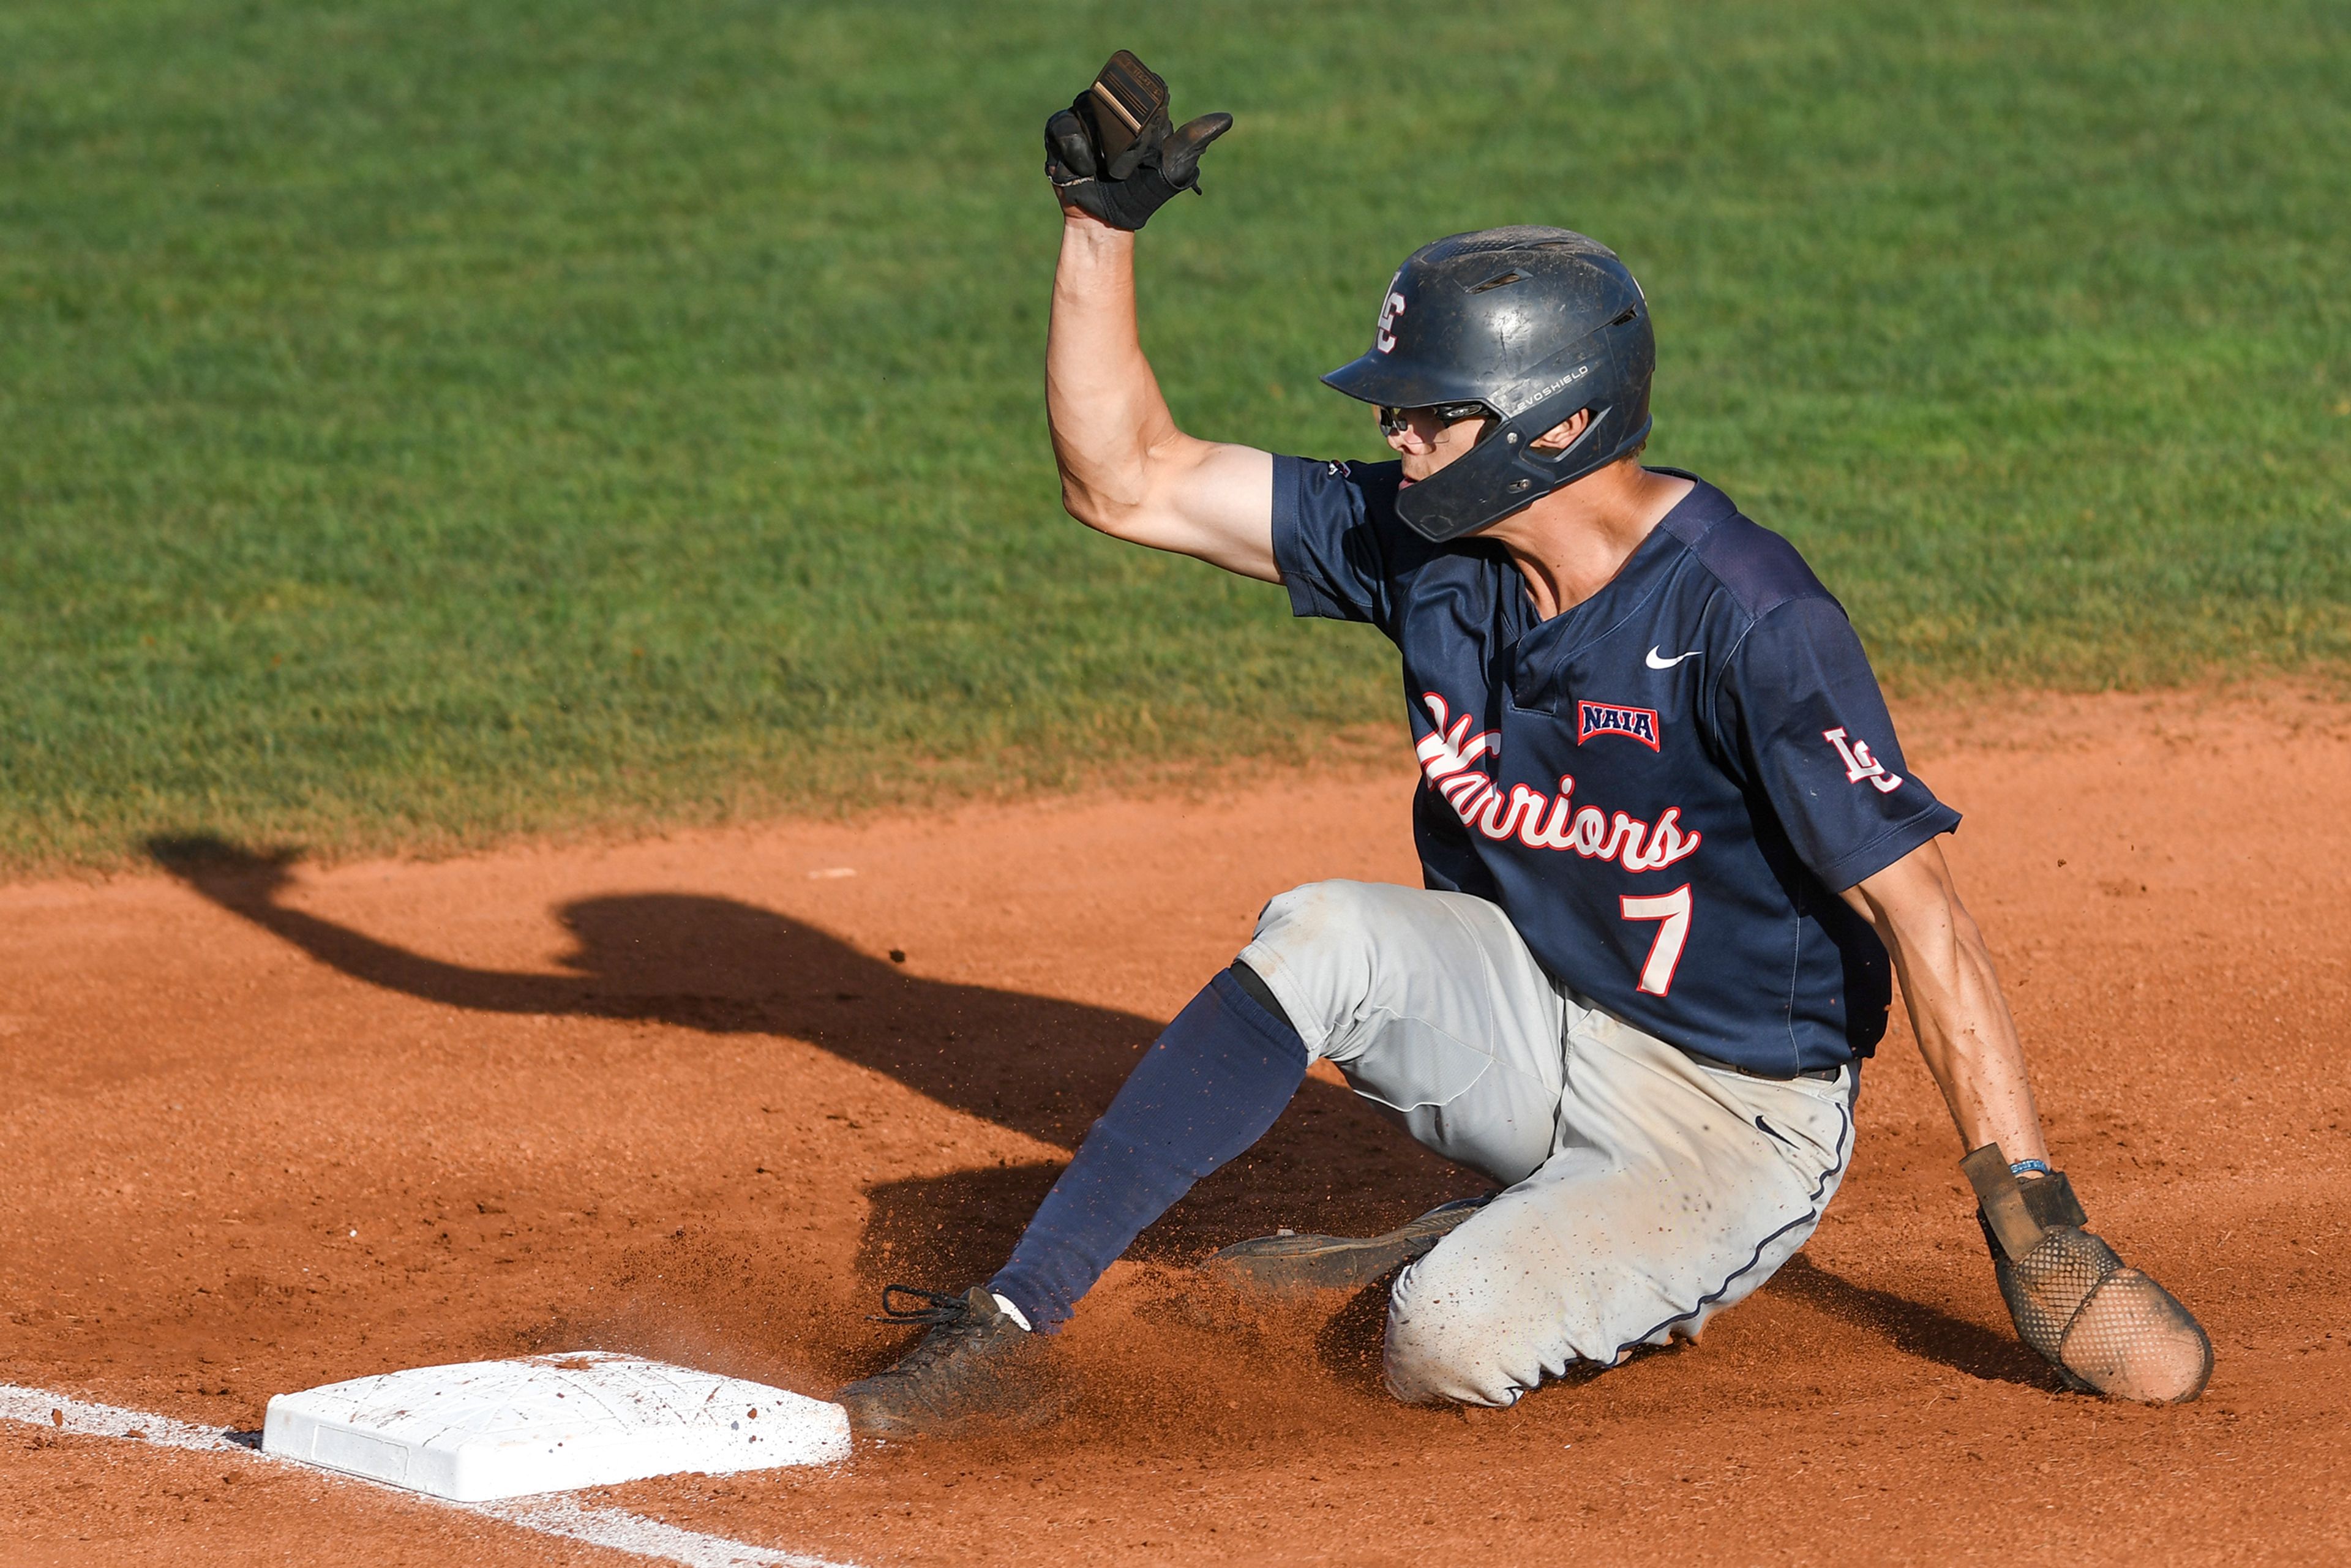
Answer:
[{"left": 1527, "top": 408, "right": 1592, "bottom": 451}]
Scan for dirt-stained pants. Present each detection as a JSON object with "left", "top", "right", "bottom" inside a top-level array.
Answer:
[{"left": 1237, "top": 879, "right": 1856, "bottom": 1407}]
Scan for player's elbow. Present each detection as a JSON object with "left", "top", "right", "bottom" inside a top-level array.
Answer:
[
  {"left": 1057, "top": 471, "right": 1135, "bottom": 538},
  {"left": 1055, "top": 470, "right": 1092, "bottom": 525},
  {"left": 1056, "top": 454, "right": 1166, "bottom": 544}
]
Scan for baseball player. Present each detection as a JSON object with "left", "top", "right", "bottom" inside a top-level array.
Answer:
[{"left": 836, "top": 54, "right": 2211, "bottom": 1437}]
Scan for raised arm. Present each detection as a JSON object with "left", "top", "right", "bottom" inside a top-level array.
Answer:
[
  {"left": 1047, "top": 212, "right": 1278, "bottom": 582},
  {"left": 1840, "top": 837, "right": 2049, "bottom": 1161}
]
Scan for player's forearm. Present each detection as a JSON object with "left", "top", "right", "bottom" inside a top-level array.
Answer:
[
  {"left": 1890, "top": 918, "right": 2050, "bottom": 1163},
  {"left": 1046, "top": 215, "right": 1187, "bottom": 535},
  {"left": 1848, "top": 844, "right": 2049, "bottom": 1163}
]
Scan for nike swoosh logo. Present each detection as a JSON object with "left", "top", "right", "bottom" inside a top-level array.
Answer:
[{"left": 1646, "top": 647, "right": 1702, "bottom": 670}]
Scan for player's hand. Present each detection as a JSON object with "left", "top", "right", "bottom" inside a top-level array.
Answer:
[
  {"left": 1964, "top": 1148, "right": 2212, "bottom": 1403},
  {"left": 1043, "top": 51, "right": 1231, "bottom": 232}
]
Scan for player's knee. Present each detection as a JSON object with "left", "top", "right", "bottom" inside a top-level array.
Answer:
[
  {"left": 1250, "top": 879, "right": 1390, "bottom": 961},
  {"left": 1242, "top": 880, "right": 1393, "bottom": 1053},
  {"left": 1381, "top": 1253, "right": 1535, "bottom": 1408}
]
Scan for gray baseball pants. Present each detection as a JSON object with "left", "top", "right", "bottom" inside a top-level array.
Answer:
[{"left": 1237, "top": 879, "right": 1856, "bottom": 1407}]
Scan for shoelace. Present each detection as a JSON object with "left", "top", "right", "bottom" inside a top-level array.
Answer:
[
  {"left": 864, "top": 1285, "right": 1000, "bottom": 1382},
  {"left": 868, "top": 1283, "right": 977, "bottom": 1327}
]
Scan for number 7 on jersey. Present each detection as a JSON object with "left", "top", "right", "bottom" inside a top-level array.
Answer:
[{"left": 1619, "top": 884, "right": 1693, "bottom": 996}]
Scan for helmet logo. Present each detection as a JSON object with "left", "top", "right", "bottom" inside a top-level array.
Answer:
[{"left": 1376, "top": 291, "right": 1406, "bottom": 353}]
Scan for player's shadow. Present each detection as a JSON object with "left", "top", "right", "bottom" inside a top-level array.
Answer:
[
  {"left": 1763, "top": 1253, "right": 2057, "bottom": 1388},
  {"left": 145, "top": 833, "right": 1471, "bottom": 1267}
]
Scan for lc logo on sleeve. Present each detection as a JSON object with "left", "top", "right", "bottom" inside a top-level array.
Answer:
[{"left": 1823, "top": 727, "right": 1903, "bottom": 794}]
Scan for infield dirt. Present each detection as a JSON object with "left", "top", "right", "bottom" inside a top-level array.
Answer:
[{"left": 3, "top": 685, "right": 2345, "bottom": 1567}]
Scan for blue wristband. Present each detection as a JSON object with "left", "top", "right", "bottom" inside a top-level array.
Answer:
[{"left": 2009, "top": 1158, "right": 2052, "bottom": 1177}]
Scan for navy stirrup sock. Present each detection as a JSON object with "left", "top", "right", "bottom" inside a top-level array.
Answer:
[{"left": 989, "top": 966, "right": 1308, "bottom": 1332}]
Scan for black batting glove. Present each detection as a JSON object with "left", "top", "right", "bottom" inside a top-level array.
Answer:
[{"left": 1043, "top": 52, "right": 1231, "bottom": 232}]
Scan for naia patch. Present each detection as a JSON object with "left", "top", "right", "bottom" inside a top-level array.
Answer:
[{"left": 1577, "top": 700, "right": 1662, "bottom": 751}]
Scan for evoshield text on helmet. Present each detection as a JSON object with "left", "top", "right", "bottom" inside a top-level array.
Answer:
[{"left": 1321, "top": 227, "right": 1656, "bottom": 542}]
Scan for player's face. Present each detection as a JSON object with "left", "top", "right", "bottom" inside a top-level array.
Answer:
[{"left": 1382, "top": 405, "right": 1496, "bottom": 482}]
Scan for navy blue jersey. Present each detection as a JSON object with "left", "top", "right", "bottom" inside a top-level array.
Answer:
[{"left": 1271, "top": 457, "right": 1960, "bottom": 1074}]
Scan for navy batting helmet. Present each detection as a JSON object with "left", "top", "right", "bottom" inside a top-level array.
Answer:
[{"left": 1321, "top": 227, "right": 1655, "bottom": 542}]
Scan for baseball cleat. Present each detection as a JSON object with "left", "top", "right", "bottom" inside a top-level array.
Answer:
[
  {"left": 834, "top": 1285, "right": 1071, "bottom": 1440},
  {"left": 1200, "top": 1195, "right": 1492, "bottom": 1296}
]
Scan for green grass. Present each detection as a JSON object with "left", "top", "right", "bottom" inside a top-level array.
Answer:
[{"left": 4, "top": 0, "right": 2345, "bottom": 871}]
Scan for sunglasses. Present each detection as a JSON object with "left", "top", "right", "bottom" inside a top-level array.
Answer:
[{"left": 1378, "top": 402, "right": 1492, "bottom": 437}]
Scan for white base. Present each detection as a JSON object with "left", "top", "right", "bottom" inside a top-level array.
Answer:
[{"left": 261, "top": 1352, "right": 850, "bottom": 1502}]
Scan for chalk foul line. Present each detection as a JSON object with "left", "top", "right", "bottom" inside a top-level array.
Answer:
[{"left": 0, "top": 1383, "right": 862, "bottom": 1568}]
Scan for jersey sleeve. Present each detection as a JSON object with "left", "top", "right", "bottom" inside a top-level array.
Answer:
[
  {"left": 1269, "top": 455, "right": 1395, "bottom": 627},
  {"left": 1716, "top": 596, "right": 1961, "bottom": 890}
]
